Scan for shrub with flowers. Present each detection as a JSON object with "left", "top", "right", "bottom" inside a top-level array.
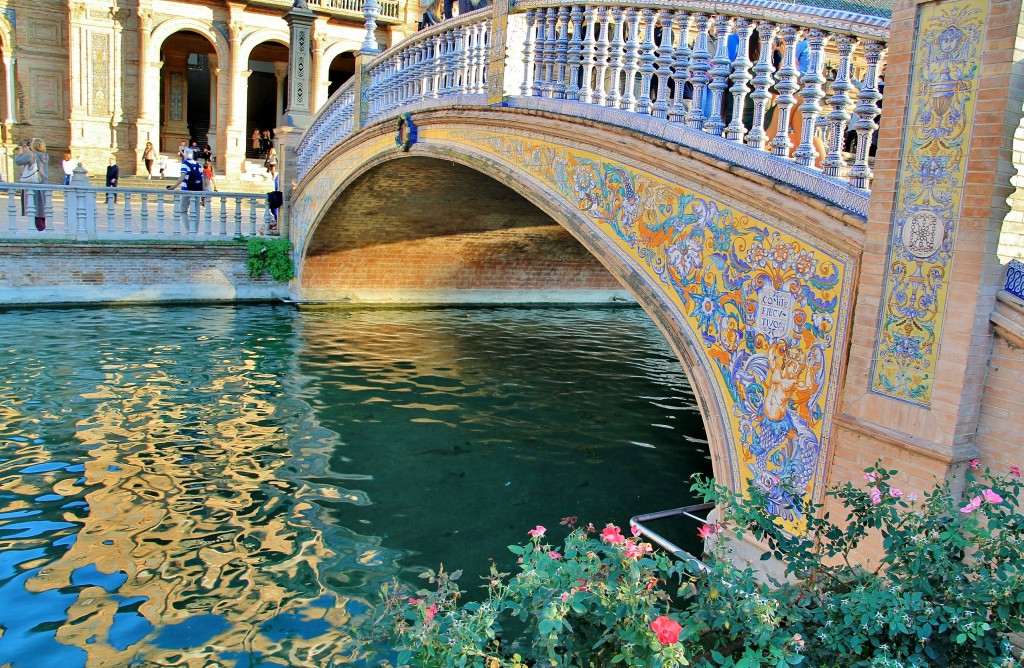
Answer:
[
  {"left": 697, "top": 461, "right": 1024, "bottom": 667},
  {"left": 359, "top": 463, "right": 1024, "bottom": 667}
]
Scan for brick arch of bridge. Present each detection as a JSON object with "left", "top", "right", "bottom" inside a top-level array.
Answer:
[{"left": 291, "top": 110, "right": 863, "bottom": 525}]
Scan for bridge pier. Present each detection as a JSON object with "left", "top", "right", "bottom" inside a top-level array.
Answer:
[{"left": 836, "top": 0, "right": 1024, "bottom": 542}]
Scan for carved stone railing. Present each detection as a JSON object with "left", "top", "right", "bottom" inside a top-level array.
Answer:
[
  {"left": 295, "top": 0, "right": 889, "bottom": 215},
  {"left": 0, "top": 184, "right": 276, "bottom": 240},
  {"left": 254, "top": 0, "right": 402, "bottom": 22},
  {"left": 364, "top": 11, "right": 493, "bottom": 119},
  {"left": 296, "top": 81, "right": 358, "bottom": 179}
]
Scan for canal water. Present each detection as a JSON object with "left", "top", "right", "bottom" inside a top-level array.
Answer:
[{"left": 0, "top": 304, "right": 711, "bottom": 667}]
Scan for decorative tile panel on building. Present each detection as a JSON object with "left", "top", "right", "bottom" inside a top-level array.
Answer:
[{"left": 870, "top": 0, "right": 987, "bottom": 406}]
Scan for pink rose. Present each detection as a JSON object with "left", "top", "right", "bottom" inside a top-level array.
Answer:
[
  {"left": 864, "top": 472, "right": 877, "bottom": 483},
  {"left": 624, "top": 540, "right": 653, "bottom": 559},
  {"left": 697, "top": 523, "right": 723, "bottom": 539},
  {"left": 630, "top": 523, "right": 642, "bottom": 538},
  {"left": 869, "top": 486, "right": 882, "bottom": 505},
  {"left": 889, "top": 488, "right": 904, "bottom": 498},
  {"left": 960, "top": 496, "right": 983, "bottom": 513},
  {"left": 426, "top": 603, "right": 437, "bottom": 621},
  {"left": 560, "top": 592, "right": 569, "bottom": 602},
  {"left": 1011, "top": 465, "right": 1021, "bottom": 478},
  {"left": 650, "top": 615, "right": 682, "bottom": 645},
  {"left": 548, "top": 551, "right": 562, "bottom": 560},
  {"left": 969, "top": 459, "right": 980, "bottom": 469},
  {"left": 982, "top": 488, "right": 1004, "bottom": 504},
  {"left": 528, "top": 525, "right": 546, "bottom": 538},
  {"left": 600, "top": 525, "right": 625, "bottom": 544}
]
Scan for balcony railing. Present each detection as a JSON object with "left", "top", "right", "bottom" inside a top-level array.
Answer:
[
  {"left": 1, "top": 184, "right": 277, "bottom": 240},
  {"left": 252, "top": 0, "right": 402, "bottom": 22}
]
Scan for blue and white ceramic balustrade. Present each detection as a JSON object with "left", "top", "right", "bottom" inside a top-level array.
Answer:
[{"left": 295, "top": 0, "right": 889, "bottom": 212}]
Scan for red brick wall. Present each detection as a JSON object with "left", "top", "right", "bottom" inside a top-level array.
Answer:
[
  {"left": 302, "top": 157, "right": 622, "bottom": 295},
  {"left": 977, "top": 297, "right": 1024, "bottom": 476},
  {"left": 0, "top": 242, "right": 283, "bottom": 303}
]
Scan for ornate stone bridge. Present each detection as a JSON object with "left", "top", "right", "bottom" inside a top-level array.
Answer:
[{"left": 280, "top": 0, "right": 1024, "bottom": 538}]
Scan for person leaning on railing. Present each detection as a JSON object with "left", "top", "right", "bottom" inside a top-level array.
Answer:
[{"left": 13, "top": 138, "right": 49, "bottom": 231}]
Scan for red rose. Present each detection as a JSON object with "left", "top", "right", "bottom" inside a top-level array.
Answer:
[{"left": 650, "top": 615, "right": 682, "bottom": 645}]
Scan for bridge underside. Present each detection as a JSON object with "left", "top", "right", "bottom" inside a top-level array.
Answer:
[{"left": 300, "top": 157, "right": 627, "bottom": 304}]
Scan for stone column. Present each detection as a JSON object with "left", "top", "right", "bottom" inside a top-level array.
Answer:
[
  {"left": 209, "top": 65, "right": 220, "bottom": 159},
  {"left": 2, "top": 50, "right": 15, "bottom": 125},
  {"left": 275, "top": 62, "right": 288, "bottom": 129},
  {"left": 224, "top": 16, "right": 248, "bottom": 176},
  {"left": 833, "top": 0, "right": 1024, "bottom": 520},
  {"left": 110, "top": 8, "right": 126, "bottom": 162},
  {"left": 277, "top": 1, "right": 317, "bottom": 240},
  {"left": 136, "top": 10, "right": 161, "bottom": 153},
  {"left": 311, "top": 29, "right": 329, "bottom": 114}
]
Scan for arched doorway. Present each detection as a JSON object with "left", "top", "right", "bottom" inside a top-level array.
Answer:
[
  {"left": 327, "top": 52, "right": 356, "bottom": 98},
  {"left": 246, "top": 41, "right": 289, "bottom": 160},
  {"left": 159, "top": 30, "right": 218, "bottom": 155}
]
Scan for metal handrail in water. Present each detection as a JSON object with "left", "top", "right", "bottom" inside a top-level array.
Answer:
[{"left": 630, "top": 502, "right": 715, "bottom": 572}]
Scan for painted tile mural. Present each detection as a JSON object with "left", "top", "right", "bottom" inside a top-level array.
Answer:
[
  {"left": 869, "top": 0, "right": 987, "bottom": 405},
  {"left": 434, "top": 127, "right": 854, "bottom": 528}
]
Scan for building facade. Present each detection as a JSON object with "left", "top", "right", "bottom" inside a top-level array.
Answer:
[{"left": 0, "top": 0, "right": 418, "bottom": 180}]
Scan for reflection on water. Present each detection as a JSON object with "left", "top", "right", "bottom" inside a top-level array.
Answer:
[{"left": 0, "top": 305, "right": 710, "bottom": 667}]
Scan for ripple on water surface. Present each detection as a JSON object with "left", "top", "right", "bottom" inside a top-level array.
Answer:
[{"left": 0, "top": 304, "right": 710, "bottom": 666}]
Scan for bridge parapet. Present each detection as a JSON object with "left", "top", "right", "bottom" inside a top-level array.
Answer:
[{"left": 296, "top": 0, "right": 889, "bottom": 216}]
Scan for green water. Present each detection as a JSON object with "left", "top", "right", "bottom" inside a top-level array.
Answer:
[{"left": 0, "top": 304, "right": 711, "bottom": 667}]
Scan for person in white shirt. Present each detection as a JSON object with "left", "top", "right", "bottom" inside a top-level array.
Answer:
[{"left": 62, "top": 152, "right": 75, "bottom": 186}]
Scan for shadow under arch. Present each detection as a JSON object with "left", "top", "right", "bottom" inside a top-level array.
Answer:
[{"left": 291, "top": 117, "right": 856, "bottom": 524}]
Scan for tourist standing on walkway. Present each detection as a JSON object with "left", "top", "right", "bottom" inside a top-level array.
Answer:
[
  {"left": 203, "top": 159, "right": 217, "bottom": 193},
  {"left": 105, "top": 155, "right": 120, "bottom": 203},
  {"left": 260, "top": 130, "right": 272, "bottom": 158},
  {"left": 264, "top": 146, "right": 277, "bottom": 178},
  {"left": 177, "top": 141, "right": 187, "bottom": 162},
  {"left": 62, "top": 152, "right": 75, "bottom": 186},
  {"left": 167, "top": 148, "right": 204, "bottom": 233},
  {"left": 142, "top": 142, "right": 156, "bottom": 179},
  {"left": 252, "top": 129, "right": 261, "bottom": 156},
  {"left": 14, "top": 138, "right": 49, "bottom": 231}
]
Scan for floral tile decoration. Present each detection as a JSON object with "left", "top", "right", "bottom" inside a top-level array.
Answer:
[{"left": 870, "top": 0, "right": 987, "bottom": 405}]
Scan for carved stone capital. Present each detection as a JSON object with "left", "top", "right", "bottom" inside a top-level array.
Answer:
[{"left": 313, "top": 32, "right": 328, "bottom": 53}]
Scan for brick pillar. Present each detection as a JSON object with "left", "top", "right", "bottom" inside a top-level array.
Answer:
[{"left": 834, "top": 0, "right": 1024, "bottom": 497}]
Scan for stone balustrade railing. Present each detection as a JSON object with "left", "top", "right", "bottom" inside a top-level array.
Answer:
[
  {"left": 262, "top": 0, "right": 401, "bottom": 21},
  {"left": 364, "top": 11, "right": 493, "bottom": 120},
  {"left": 1, "top": 184, "right": 276, "bottom": 240},
  {"left": 295, "top": 1, "right": 889, "bottom": 207},
  {"left": 296, "top": 83, "right": 358, "bottom": 180}
]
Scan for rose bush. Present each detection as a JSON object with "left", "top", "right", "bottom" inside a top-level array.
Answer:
[{"left": 359, "top": 464, "right": 1024, "bottom": 667}]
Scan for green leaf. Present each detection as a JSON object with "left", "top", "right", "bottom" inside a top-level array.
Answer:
[{"left": 508, "top": 544, "right": 524, "bottom": 555}]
